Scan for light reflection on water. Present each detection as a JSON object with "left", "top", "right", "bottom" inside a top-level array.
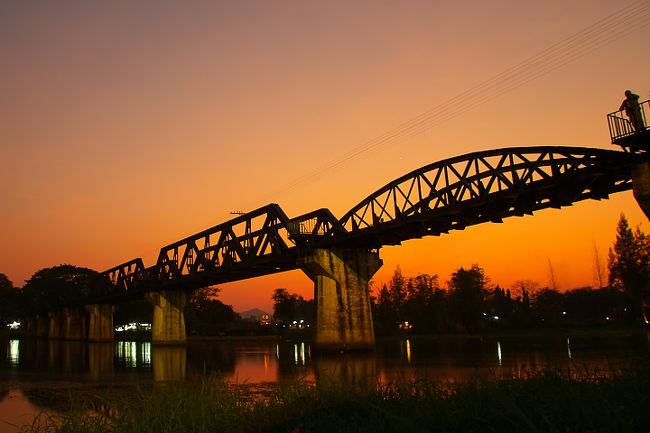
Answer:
[
  {"left": 0, "top": 331, "right": 647, "bottom": 433},
  {"left": 115, "top": 341, "right": 151, "bottom": 368},
  {"left": 496, "top": 340, "right": 502, "bottom": 366},
  {"left": 8, "top": 340, "right": 19, "bottom": 366},
  {"left": 0, "top": 331, "right": 648, "bottom": 386}
]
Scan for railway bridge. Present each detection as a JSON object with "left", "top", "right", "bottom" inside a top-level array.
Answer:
[{"left": 22, "top": 103, "right": 650, "bottom": 351}]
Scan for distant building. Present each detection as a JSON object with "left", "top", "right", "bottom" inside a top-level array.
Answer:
[{"left": 239, "top": 308, "right": 272, "bottom": 325}]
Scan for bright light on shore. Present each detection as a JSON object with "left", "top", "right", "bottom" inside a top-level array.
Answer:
[{"left": 115, "top": 322, "right": 152, "bottom": 332}]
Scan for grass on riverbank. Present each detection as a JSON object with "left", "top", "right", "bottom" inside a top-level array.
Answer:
[{"left": 22, "top": 360, "right": 650, "bottom": 433}]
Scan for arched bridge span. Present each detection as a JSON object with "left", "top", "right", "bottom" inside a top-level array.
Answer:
[
  {"left": 336, "top": 146, "right": 640, "bottom": 248},
  {"left": 101, "top": 146, "right": 642, "bottom": 296},
  {"left": 26, "top": 146, "right": 647, "bottom": 348}
]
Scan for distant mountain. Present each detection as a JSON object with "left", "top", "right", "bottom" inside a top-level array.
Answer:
[{"left": 239, "top": 308, "right": 271, "bottom": 319}]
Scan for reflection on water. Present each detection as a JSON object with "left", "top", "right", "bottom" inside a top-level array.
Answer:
[
  {"left": 89, "top": 343, "right": 113, "bottom": 380},
  {"left": 399, "top": 339, "right": 412, "bottom": 364},
  {"left": 496, "top": 340, "right": 502, "bottom": 366},
  {"left": 153, "top": 346, "right": 186, "bottom": 382},
  {"left": 116, "top": 341, "right": 151, "bottom": 368},
  {"left": 294, "top": 342, "right": 307, "bottom": 366},
  {"left": 0, "top": 331, "right": 648, "bottom": 387},
  {"left": 8, "top": 340, "right": 19, "bottom": 366},
  {"left": 0, "top": 331, "right": 647, "bottom": 433},
  {"left": 313, "top": 354, "right": 377, "bottom": 387}
]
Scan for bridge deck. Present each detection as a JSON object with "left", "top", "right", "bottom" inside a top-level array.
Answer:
[{"left": 81, "top": 145, "right": 648, "bottom": 306}]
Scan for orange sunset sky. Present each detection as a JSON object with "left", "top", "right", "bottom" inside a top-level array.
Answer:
[{"left": 1, "top": 1, "right": 650, "bottom": 313}]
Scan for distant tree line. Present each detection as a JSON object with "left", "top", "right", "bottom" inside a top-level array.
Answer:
[
  {"left": 271, "top": 214, "right": 650, "bottom": 334},
  {"left": 371, "top": 213, "right": 649, "bottom": 334},
  {"left": 0, "top": 265, "right": 243, "bottom": 336},
  {"left": 271, "top": 288, "right": 315, "bottom": 326},
  {"left": 184, "top": 286, "right": 241, "bottom": 335},
  {"left": 1, "top": 213, "right": 649, "bottom": 335},
  {"left": 371, "top": 265, "right": 638, "bottom": 334}
]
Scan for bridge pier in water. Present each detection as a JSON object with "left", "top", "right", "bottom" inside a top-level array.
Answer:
[
  {"left": 45, "top": 309, "right": 87, "bottom": 340},
  {"left": 47, "top": 311, "right": 64, "bottom": 339},
  {"left": 632, "top": 160, "right": 650, "bottom": 220},
  {"left": 62, "top": 307, "right": 87, "bottom": 340},
  {"left": 148, "top": 290, "right": 187, "bottom": 344},
  {"left": 86, "top": 304, "right": 114, "bottom": 342},
  {"left": 35, "top": 315, "right": 49, "bottom": 337},
  {"left": 299, "top": 248, "right": 382, "bottom": 352},
  {"left": 21, "top": 316, "right": 46, "bottom": 337}
]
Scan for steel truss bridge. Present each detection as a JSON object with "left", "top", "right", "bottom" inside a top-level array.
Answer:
[{"left": 95, "top": 145, "right": 645, "bottom": 300}]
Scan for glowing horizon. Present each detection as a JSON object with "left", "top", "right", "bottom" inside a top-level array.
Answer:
[{"left": 1, "top": 0, "right": 649, "bottom": 313}]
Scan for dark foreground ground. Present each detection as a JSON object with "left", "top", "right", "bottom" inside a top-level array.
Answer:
[{"left": 16, "top": 355, "right": 650, "bottom": 433}]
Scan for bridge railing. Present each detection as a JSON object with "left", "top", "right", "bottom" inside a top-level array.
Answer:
[
  {"left": 608, "top": 99, "right": 649, "bottom": 144},
  {"left": 287, "top": 208, "right": 345, "bottom": 240}
]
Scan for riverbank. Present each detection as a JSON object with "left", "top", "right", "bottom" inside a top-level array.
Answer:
[
  {"left": 376, "top": 324, "right": 649, "bottom": 341},
  {"left": 20, "top": 359, "right": 650, "bottom": 433},
  {"left": 6, "top": 324, "right": 644, "bottom": 344}
]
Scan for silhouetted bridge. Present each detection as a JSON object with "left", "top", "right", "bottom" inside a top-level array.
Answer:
[{"left": 22, "top": 108, "right": 650, "bottom": 350}]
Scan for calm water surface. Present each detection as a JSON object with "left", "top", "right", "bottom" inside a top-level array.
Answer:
[{"left": 0, "top": 330, "right": 648, "bottom": 431}]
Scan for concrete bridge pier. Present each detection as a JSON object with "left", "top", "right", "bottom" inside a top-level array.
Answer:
[
  {"left": 22, "top": 317, "right": 36, "bottom": 337},
  {"left": 62, "top": 307, "right": 87, "bottom": 340},
  {"left": 633, "top": 161, "right": 650, "bottom": 220},
  {"left": 48, "top": 311, "right": 65, "bottom": 339},
  {"left": 299, "top": 247, "right": 382, "bottom": 352},
  {"left": 23, "top": 315, "right": 48, "bottom": 338},
  {"left": 86, "top": 304, "right": 115, "bottom": 342},
  {"left": 148, "top": 290, "right": 187, "bottom": 344},
  {"left": 35, "top": 315, "right": 49, "bottom": 338}
]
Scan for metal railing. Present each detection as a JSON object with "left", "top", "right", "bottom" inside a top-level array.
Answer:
[{"left": 607, "top": 99, "right": 649, "bottom": 143}]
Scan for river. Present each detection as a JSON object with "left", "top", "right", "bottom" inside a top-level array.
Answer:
[{"left": 0, "top": 329, "right": 648, "bottom": 432}]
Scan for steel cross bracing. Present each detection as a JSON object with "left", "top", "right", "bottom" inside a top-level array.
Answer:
[
  {"left": 336, "top": 146, "right": 642, "bottom": 248},
  {"left": 98, "top": 146, "right": 644, "bottom": 300},
  {"left": 153, "top": 204, "right": 342, "bottom": 287},
  {"left": 96, "top": 205, "right": 343, "bottom": 298}
]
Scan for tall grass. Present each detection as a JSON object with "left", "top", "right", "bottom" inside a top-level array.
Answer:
[{"left": 22, "top": 361, "right": 650, "bottom": 433}]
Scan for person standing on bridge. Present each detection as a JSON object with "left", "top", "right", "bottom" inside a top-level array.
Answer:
[{"left": 619, "top": 90, "right": 645, "bottom": 132}]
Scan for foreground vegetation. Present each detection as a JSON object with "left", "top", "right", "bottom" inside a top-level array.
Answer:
[{"left": 22, "top": 360, "right": 650, "bottom": 433}]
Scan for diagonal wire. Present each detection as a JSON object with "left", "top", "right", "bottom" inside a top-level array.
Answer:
[{"left": 240, "top": 0, "right": 650, "bottom": 212}]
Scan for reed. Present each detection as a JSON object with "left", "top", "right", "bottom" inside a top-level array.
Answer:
[{"left": 22, "top": 361, "right": 650, "bottom": 433}]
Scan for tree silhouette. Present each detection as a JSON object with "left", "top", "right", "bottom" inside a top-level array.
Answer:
[
  {"left": 185, "top": 286, "right": 239, "bottom": 335},
  {"left": 272, "top": 288, "right": 314, "bottom": 325},
  {"left": 531, "top": 288, "right": 565, "bottom": 325},
  {"left": 20, "top": 265, "right": 98, "bottom": 313},
  {"left": 403, "top": 273, "right": 442, "bottom": 332},
  {"left": 448, "top": 265, "right": 489, "bottom": 332},
  {"left": 608, "top": 214, "right": 650, "bottom": 321},
  {"left": 0, "top": 273, "right": 20, "bottom": 323},
  {"left": 373, "top": 282, "right": 397, "bottom": 333}
]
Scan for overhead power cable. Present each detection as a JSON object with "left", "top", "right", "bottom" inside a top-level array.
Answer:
[
  {"left": 124, "top": 0, "right": 650, "bottom": 272},
  {"left": 243, "top": 0, "right": 650, "bottom": 212}
]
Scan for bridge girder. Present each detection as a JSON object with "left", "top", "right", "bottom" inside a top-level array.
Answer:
[
  {"left": 336, "top": 146, "right": 642, "bottom": 248},
  {"left": 93, "top": 146, "right": 645, "bottom": 302},
  {"left": 96, "top": 205, "right": 343, "bottom": 297},
  {"left": 97, "top": 258, "right": 145, "bottom": 297}
]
